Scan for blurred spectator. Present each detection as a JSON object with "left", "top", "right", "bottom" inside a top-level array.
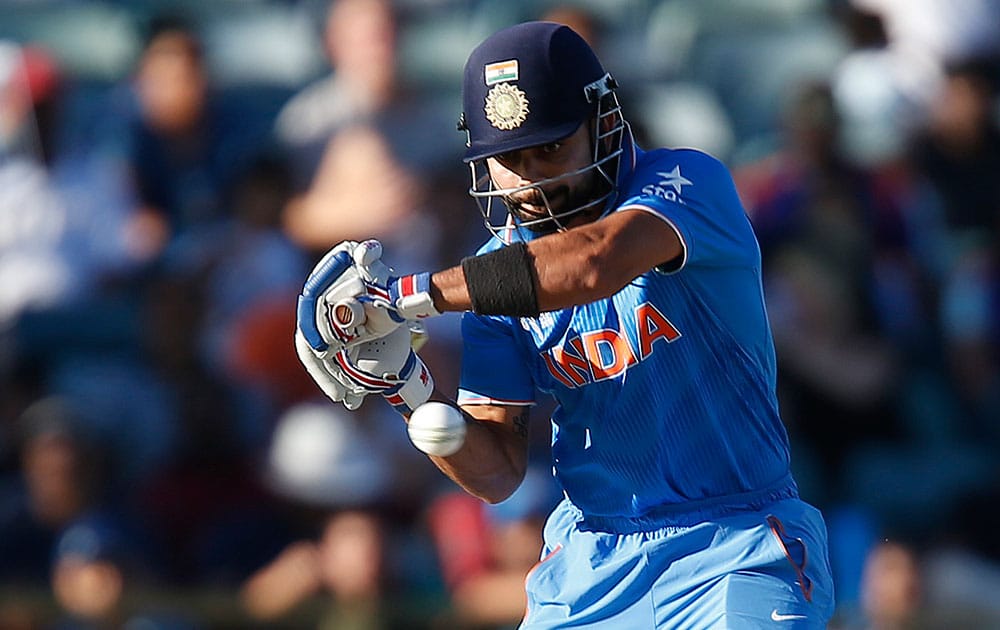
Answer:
[
  {"left": 829, "top": 4, "right": 916, "bottom": 166},
  {"left": 49, "top": 513, "right": 197, "bottom": 630},
  {"left": 0, "top": 399, "right": 88, "bottom": 585},
  {"left": 165, "top": 153, "right": 311, "bottom": 442},
  {"left": 0, "top": 396, "right": 146, "bottom": 604},
  {"left": 126, "top": 14, "right": 259, "bottom": 250},
  {"left": 275, "top": 0, "right": 402, "bottom": 180},
  {"left": 426, "top": 465, "right": 560, "bottom": 629},
  {"left": 908, "top": 59, "right": 1000, "bottom": 259},
  {"left": 0, "top": 39, "right": 178, "bottom": 493},
  {"left": 241, "top": 509, "right": 388, "bottom": 629},
  {"left": 0, "top": 42, "right": 82, "bottom": 327},
  {"left": 277, "top": 0, "right": 467, "bottom": 392},
  {"left": 0, "top": 36, "right": 169, "bottom": 361},
  {"left": 276, "top": 0, "right": 459, "bottom": 259},
  {"left": 735, "top": 81, "right": 914, "bottom": 505},
  {"left": 133, "top": 266, "right": 288, "bottom": 585},
  {"left": 857, "top": 541, "right": 923, "bottom": 630},
  {"left": 849, "top": 0, "right": 1000, "bottom": 109},
  {"left": 242, "top": 400, "right": 440, "bottom": 628},
  {"left": 907, "top": 59, "right": 1000, "bottom": 438},
  {"left": 832, "top": 0, "right": 1000, "bottom": 167}
]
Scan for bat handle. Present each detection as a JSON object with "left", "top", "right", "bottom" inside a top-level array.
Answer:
[{"left": 332, "top": 298, "right": 366, "bottom": 329}]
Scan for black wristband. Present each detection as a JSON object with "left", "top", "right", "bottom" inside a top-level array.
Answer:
[{"left": 461, "top": 242, "right": 540, "bottom": 317}]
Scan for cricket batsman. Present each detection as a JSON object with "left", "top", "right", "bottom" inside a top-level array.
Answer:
[{"left": 295, "top": 21, "right": 835, "bottom": 628}]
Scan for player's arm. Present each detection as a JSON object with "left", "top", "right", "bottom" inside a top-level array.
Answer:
[
  {"left": 431, "top": 207, "right": 681, "bottom": 315},
  {"left": 418, "top": 395, "right": 529, "bottom": 505}
]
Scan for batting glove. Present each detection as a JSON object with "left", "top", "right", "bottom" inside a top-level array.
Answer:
[
  {"left": 332, "top": 324, "right": 434, "bottom": 415},
  {"left": 294, "top": 329, "right": 367, "bottom": 410},
  {"left": 296, "top": 240, "right": 402, "bottom": 355},
  {"left": 365, "top": 272, "right": 442, "bottom": 321}
]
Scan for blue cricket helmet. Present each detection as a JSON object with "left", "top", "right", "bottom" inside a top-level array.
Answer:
[
  {"left": 461, "top": 21, "right": 607, "bottom": 162},
  {"left": 458, "top": 21, "right": 627, "bottom": 236}
]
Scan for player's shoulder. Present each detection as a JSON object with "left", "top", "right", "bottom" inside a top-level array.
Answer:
[
  {"left": 637, "top": 146, "right": 731, "bottom": 180},
  {"left": 625, "top": 146, "right": 736, "bottom": 208}
]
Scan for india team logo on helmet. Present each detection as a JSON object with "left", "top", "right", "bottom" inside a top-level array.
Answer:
[{"left": 484, "top": 82, "right": 529, "bottom": 130}]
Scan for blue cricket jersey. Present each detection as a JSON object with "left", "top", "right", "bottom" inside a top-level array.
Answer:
[{"left": 457, "top": 141, "right": 797, "bottom": 527}]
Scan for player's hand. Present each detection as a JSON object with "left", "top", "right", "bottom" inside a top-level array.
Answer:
[
  {"left": 296, "top": 240, "right": 402, "bottom": 356},
  {"left": 331, "top": 324, "right": 434, "bottom": 415}
]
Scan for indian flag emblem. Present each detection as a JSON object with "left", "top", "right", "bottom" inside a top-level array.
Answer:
[{"left": 484, "top": 60, "right": 518, "bottom": 85}]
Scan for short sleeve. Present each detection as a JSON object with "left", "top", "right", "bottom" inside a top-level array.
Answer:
[
  {"left": 457, "top": 312, "right": 536, "bottom": 406},
  {"left": 615, "top": 149, "right": 758, "bottom": 273}
]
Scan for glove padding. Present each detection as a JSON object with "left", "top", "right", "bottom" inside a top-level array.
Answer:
[
  {"left": 335, "top": 324, "right": 434, "bottom": 415},
  {"left": 296, "top": 240, "right": 402, "bottom": 355},
  {"left": 295, "top": 324, "right": 433, "bottom": 414},
  {"left": 295, "top": 329, "right": 366, "bottom": 410}
]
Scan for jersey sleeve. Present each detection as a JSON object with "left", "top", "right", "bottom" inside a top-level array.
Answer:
[
  {"left": 457, "top": 312, "right": 536, "bottom": 406},
  {"left": 615, "top": 148, "right": 758, "bottom": 273}
]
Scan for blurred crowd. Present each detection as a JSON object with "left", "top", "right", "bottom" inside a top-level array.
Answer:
[{"left": 0, "top": 0, "right": 998, "bottom": 628}]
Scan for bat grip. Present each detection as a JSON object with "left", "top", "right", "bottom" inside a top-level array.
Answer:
[{"left": 332, "top": 298, "right": 366, "bottom": 329}]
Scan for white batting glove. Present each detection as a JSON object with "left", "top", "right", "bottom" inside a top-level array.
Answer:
[
  {"left": 366, "top": 273, "right": 442, "bottom": 321},
  {"left": 294, "top": 329, "right": 367, "bottom": 410},
  {"left": 296, "top": 240, "right": 402, "bottom": 356},
  {"left": 340, "top": 240, "right": 440, "bottom": 332},
  {"left": 332, "top": 324, "right": 434, "bottom": 415}
]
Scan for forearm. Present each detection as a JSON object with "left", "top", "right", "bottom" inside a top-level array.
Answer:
[
  {"left": 414, "top": 394, "right": 529, "bottom": 504},
  {"left": 428, "top": 209, "right": 679, "bottom": 315},
  {"left": 428, "top": 232, "right": 619, "bottom": 315}
]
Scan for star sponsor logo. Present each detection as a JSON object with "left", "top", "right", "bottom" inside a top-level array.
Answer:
[
  {"left": 658, "top": 165, "right": 692, "bottom": 193},
  {"left": 642, "top": 165, "right": 693, "bottom": 204}
]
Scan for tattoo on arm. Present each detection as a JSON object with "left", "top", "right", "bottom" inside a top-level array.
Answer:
[{"left": 512, "top": 410, "right": 529, "bottom": 439}]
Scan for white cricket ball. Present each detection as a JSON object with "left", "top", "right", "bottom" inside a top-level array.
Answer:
[{"left": 407, "top": 402, "right": 466, "bottom": 457}]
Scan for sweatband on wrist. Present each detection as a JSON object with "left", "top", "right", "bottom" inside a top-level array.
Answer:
[{"left": 461, "top": 241, "right": 540, "bottom": 317}]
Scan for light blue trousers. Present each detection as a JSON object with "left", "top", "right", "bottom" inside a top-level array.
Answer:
[{"left": 520, "top": 497, "right": 834, "bottom": 629}]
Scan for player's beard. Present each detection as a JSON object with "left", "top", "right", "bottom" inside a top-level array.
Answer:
[{"left": 503, "top": 169, "right": 607, "bottom": 233}]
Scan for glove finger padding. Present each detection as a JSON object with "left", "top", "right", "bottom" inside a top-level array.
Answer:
[
  {"left": 297, "top": 239, "right": 407, "bottom": 355},
  {"left": 295, "top": 329, "right": 350, "bottom": 403},
  {"left": 296, "top": 329, "right": 377, "bottom": 407},
  {"left": 297, "top": 241, "right": 363, "bottom": 354}
]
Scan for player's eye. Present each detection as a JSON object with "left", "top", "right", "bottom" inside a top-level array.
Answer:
[{"left": 541, "top": 142, "right": 562, "bottom": 154}]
